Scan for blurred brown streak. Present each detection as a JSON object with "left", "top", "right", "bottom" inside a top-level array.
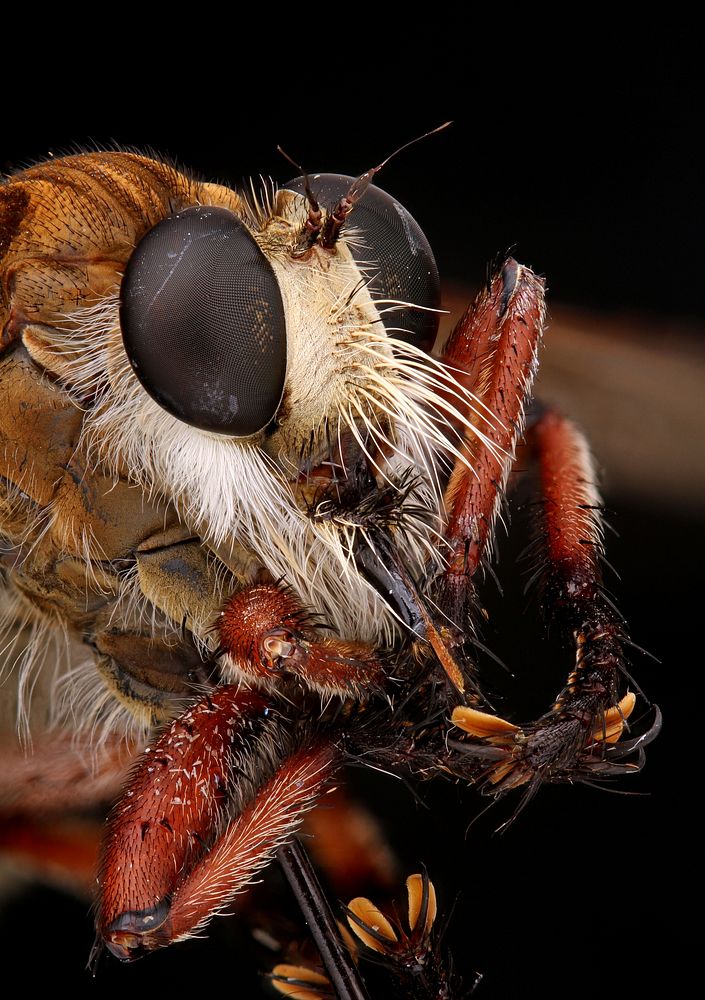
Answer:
[{"left": 442, "top": 283, "right": 705, "bottom": 515}]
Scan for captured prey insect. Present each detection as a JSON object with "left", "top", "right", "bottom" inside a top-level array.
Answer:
[{"left": 0, "top": 148, "right": 659, "bottom": 997}]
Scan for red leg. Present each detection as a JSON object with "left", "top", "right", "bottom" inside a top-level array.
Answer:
[
  {"left": 154, "top": 741, "right": 337, "bottom": 947},
  {"left": 0, "top": 817, "right": 103, "bottom": 895},
  {"left": 97, "top": 684, "right": 338, "bottom": 959},
  {"left": 97, "top": 583, "right": 385, "bottom": 961},
  {"left": 218, "top": 584, "right": 382, "bottom": 697},
  {"left": 436, "top": 259, "right": 546, "bottom": 645},
  {"left": 0, "top": 735, "right": 129, "bottom": 895},
  {"left": 452, "top": 409, "right": 657, "bottom": 788},
  {"left": 302, "top": 785, "right": 399, "bottom": 897},
  {"left": 98, "top": 686, "right": 268, "bottom": 949},
  {"left": 0, "top": 734, "right": 127, "bottom": 815}
]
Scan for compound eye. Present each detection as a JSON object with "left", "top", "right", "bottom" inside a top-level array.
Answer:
[
  {"left": 284, "top": 173, "right": 440, "bottom": 351},
  {"left": 120, "top": 206, "right": 286, "bottom": 437}
]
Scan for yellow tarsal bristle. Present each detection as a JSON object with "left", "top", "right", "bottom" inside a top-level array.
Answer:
[
  {"left": 347, "top": 897, "right": 398, "bottom": 953},
  {"left": 271, "top": 965, "right": 331, "bottom": 999},
  {"left": 451, "top": 705, "right": 520, "bottom": 739},
  {"left": 406, "top": 873, "right": 438, "bottom": 934},
  {"left": 592, "top": 692, "right": 636, "bottom": 743}
]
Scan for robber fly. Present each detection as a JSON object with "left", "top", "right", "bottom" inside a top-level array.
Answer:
[{"left": 0, "top": 146, "right": 659, "bottom": 998}]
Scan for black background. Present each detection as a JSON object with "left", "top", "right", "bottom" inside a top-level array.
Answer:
[
  {"left": 3, "top": 81, "right": 701, "bottom": 323},
  {"left": 1, "top": 71, "right": 699, "bottom": 998}
]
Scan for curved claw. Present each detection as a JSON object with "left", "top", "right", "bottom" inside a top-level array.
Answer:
[
  {"left": 597, "top": 705, "right": 662, "bottom": 757},
  {"left": 450, "top": 701, "right": 660, "bottom": 792},
  {"left": 579, "top": 706, "right": 663, "bottom": 775}
]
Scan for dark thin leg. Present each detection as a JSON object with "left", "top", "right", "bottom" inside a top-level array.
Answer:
[
  {"left": 452, "top": 409, "right": 645, "bottom": 790},
  {"left": 527, "top": 409, "right": 628, "bottom": 715},
  {"left": 278, "top": 839, "right": 371, "bottom": 1000}
]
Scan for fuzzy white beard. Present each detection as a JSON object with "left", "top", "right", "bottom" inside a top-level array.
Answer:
[
  {"left": 56, "top": 315, "right": 414, "bottom": 645},
  {"left": 46, "top": 241, "right": 495, "bottom": 649}
]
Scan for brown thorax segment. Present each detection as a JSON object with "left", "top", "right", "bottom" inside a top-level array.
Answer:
[
  {"left": 0, "top": 153, "right": 243, "bottom": 353},
  {"left": 0, "top": 155, "right": 262, "bottom": 727},
  {"left": 0, "top": 153, "right": 382, "bottom": 731},
  {"left": 0, "top": 346, "right": 226, "bottom": 726},
  {"left": 0, "top": 153, "right": 244, "bottom": 372}
]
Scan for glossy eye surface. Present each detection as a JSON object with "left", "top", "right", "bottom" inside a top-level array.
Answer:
[
  {"left": 121, "top": 206, "right": 286, "bottom": 436},
  {"left": 285, "top": 174, "right": 441, "bottom": 350}
]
